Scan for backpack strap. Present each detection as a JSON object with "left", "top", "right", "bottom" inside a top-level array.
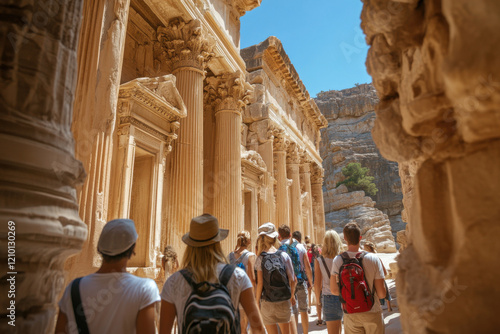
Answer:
[
  {"left": 319, "top": 256, "right": 330, "bottom": 279},
  {"left": 340, "top": 252, "right": 350, "bottom": 263},
  {"left": 180, "top": 269, "right": 197, "bottom": 290},
  {"left": 219, "top": 264, "right": 236, "bottom": 287},
  {"left": 71, "top": 277, "right": 90, "bottom": 334},
  {"left": 355, "top": 251, "right": 375, "bottom": 295}
]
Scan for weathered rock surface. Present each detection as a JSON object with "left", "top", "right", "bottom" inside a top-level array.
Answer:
[
  {"left": 315, "top": 84, "right": 405, "bottom": 243},
  {"left": 325, "top": 185, "right": 397, "bottom": 253},
  {"left": 361, "top": 0, "right": 500, "bottom": 332}
]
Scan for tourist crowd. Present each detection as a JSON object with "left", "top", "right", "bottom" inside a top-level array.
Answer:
[{"left": 55, "top": 215, "right": 391, "bottom": 334}]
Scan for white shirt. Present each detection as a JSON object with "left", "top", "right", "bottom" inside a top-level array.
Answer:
[
  {"left": 161, "top": 263, "right": 252, "bottom": 328},
  {"left": 255, "top": 250, "right": 295, "bottom": 280},
  {"left": 281, "top": 238, "right": 308, "bottom": 270},
  {"left": 228, "top": 250, "right": 255, "bottom": 270},
  {"left": 330, "top": 251, "right": 385, "bottom": 313},
  {"left": 58, "top": 273, "right": 160, "bottom": 334},
  {"left": 316, "top": 256, "right": 334, "bottom": 295}
]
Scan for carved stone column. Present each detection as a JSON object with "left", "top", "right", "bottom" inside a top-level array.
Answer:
[
  {"left": 0, "top": 1, "right": 86, "bottom": 332},
  {"left": 300, "top": 156, "right": 314, "bottom": 239},
  {"left": 311, "top": 164, "right": 326, "bottom": 243},
  {"left": 287, "top": 143, "right": 303, "bottom": 233},
  {"left": 273, "top": 131, "right": 290, "bottom": 227},
  {"left": 67, "top": 0, "right": 131, "bottom": 280},
  {"left": 157, "top": 18, "right": 214, "bottom": 251},
  {"left": 205, "top": 72, "right": 252, "bottom": 249}
]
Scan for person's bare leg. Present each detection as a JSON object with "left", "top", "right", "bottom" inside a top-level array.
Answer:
[
  {"left": 240, "top": 311, "right": 248, "bottom": 334},
  {"left": 308, "top": 287, "right": 312, "bottom": 314},
  {"left": 387, "top": 299, "right": 393, "bottom": 312},
  {"left": 265, "top": 324, "right": 279, "bottom": 334},
  {"left": 290, "top": 313, "right": 298, "bottom": 334},
  {"left": 326, "top": 320, "right": 342, "bottom": 334},
  {"left": 300, "top": 311, "right": 309, "bottom": 333},
  {"left": 317, "top": 303, "right": 323, "bottom": 323},
  {"left": 278, "top": 322, "right": 291, "bottom": 334}
]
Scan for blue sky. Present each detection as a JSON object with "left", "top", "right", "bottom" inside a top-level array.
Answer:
[{"left": 240, "top": 0, "right": 371, "bottom": 97}]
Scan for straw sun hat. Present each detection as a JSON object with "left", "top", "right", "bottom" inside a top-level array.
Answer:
[{"left": 182, "top": 214, "right": 229, "bottom": 247}]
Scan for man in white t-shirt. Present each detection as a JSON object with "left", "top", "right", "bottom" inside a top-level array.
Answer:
[
  {"left": 330, "top": 222, "right": 387, "bottom": 334},
  {"left": 55, "top": 219, "right": 160, "bottom": 334},
  {"left": 278, "top": 225, "right": 313, "bottom": 334}
]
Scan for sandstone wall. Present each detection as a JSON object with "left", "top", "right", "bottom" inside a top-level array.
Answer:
[
  {"left": 361, "top": 0, "right": 500, "bottom": 332},
  {"left": 316, "top": 84, "right": 405, "bottom": 243}
]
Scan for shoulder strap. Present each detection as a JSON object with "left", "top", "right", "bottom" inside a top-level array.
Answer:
[
  {"left": 340, "top": 252, "right": 351, "bottom": 263},
  {"left": 71, "top": 277, "right": 90, "bottom": 334},
  {"left": 291, "top": 240, "right": 298, "bottom": 248},
  {"left": 219, "top": 264, "right": 236, "bottom": 287},
  {"left": 180, "top": 269, "right": 197, "bottom": 290},
  {"left": 238, "top": 250, "right": 249, "bottom": 263},
  {"left": 319, "top": 256, "right": 330, "bottom": 279}
]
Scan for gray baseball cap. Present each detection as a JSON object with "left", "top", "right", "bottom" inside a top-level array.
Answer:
[{"left": 97, "top": 219, "right": 138, "bottom": 256}]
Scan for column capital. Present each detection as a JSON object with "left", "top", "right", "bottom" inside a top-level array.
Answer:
[
  {"left": 311, "top": 164, "right": 325, "bottom": 184},
  {"left": 273, "top": 129, "right": 289, "bottom": 152},
  {"left": 157, "top": 18, "right": 215, "bottom": 72},
  {"left": 286, "top": 142, "right": 301, "bottom": 165},
  {"left": 204, "top": 71, "right": 253, "bottom": 113},
  {"left": 300, "top": 150, "right": 313, "bottom": 173}
]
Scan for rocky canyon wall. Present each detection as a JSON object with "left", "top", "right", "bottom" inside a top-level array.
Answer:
[
  {"left": 361, "top": 0, "right": 500, "bottom": 332},
  {"left": 316, "top": 84, "right": 404, "bottom": 249}
]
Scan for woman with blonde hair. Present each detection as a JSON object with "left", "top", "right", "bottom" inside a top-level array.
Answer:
[
  {"left": 255, "top": 222, "right": 296, "bottom": 334},
  {"left": 159, "top": 214, "right": 265, "bottom": 334},
  {"left": 314, "top": 230, "right": 343, "bottom": 334},
  {"left": 228, "top": 230, "right": 256, "bottom": 333}
]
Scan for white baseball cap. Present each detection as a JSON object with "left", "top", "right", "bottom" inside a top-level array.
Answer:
[
  {"left": 97, "top": 219, "right": 138, "bottom": 256},
  {"left": 258, "top": 222, "right": 279, "bottom": 239}
]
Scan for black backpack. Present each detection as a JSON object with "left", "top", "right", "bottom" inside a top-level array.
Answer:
[
  {"left": 180, "top": 265, "right": 240, "bottom": 334},
  {"left": 261, "top": 250, "right": 292, "bottom": 302}
]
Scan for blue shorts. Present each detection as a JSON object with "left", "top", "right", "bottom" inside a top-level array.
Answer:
[{"left": 322, "top": 294, "right": 343, "bottom": 322}]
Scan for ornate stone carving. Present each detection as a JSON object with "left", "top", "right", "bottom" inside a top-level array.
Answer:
[
  {"left": 204, "top": 71, "right": 254, "bottom": 113},
  {"left": 286, "top": 142, "right": 301, "bottom": 165},
  {"left": 273, "top": 129, "right": 289, "bottom": 152},
  {"left": 311, "top": 164, "right": 325, "bottom": 185},
  {"left": 157, "top": 18, "right": 215, "bottom": 71}
]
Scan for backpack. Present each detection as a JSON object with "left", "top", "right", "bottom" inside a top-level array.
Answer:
[
  {"left": 279, "top": 241, "right": 306, "bottom": 283},
  {"left": 261, "top": 250, "right": 292, "bottom": 302},
  {"left": 180, "top": 265, "right": 240, "bottom": 334},
  {"left": 229, "top": 251, "right": 249, "bottom": 272},
  {"left": 337, "top": 251, "right": 374, "bottom": 314}
]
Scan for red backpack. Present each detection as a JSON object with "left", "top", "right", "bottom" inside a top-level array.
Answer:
[{"left": 338, "top": 251, "right": 374, "bottom": 314}]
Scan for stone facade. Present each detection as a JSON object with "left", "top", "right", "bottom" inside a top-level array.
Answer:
[
  {"left": 362, "top": 0, "right": 500, "bottom": 332},
  {"left": 0, "top": 2, "right": 327, "bottom": 331}
]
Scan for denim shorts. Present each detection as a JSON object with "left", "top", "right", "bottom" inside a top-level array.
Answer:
[{"left": 322, "top": 294, "right": 343, "bottom": 321}]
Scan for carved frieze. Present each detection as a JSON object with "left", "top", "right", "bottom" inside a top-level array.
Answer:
[
  {"left": 157, "top": 18, "right": 215, "bottom": 71},
  {"left": 204, "top": 71, "right": 254, "bottom": 113}
]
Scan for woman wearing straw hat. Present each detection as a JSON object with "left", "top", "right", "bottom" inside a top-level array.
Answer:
[
  {"left": 255, "top": 222, "right": 297, "bottom": 334},
  {"left": 159, "top": 214, "right": 265, "bottom": 334}
]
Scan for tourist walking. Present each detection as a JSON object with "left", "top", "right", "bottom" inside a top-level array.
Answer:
[
  {"left": 159, "top": 214, "right": 265, "bottom": 334},
  {"left": 330, "top": 222, "right": 387, "bottom": 334},
  {"left": 363, "top": 241, "right": 393, "bottom": 312},
  {"left": 255, "top": 222, "right": 296, "bottom": 334},
  {"left": 279, "top": 226, "right": 313, "bottom": 334},
  {"left": 55, "top": 219, "right": 160, "bottom": 334},
  {"left": 314, "top": 230, "right": 343, "bottom": 333},
  {"left": 229, "top": 230, "right": 257, "bottom": 333}
]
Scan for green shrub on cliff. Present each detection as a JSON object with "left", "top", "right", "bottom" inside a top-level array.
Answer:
[{"left": 336, "top": 162, "right": 378, "bottom": 196}]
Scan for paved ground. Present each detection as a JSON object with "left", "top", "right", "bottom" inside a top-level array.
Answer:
[{"left": 300, "top": 252, "right": 401, "bottom": 333}]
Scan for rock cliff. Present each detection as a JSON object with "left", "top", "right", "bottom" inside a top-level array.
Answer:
[{"left": 315, "top": 83, "right": 405, "bottom": 247}]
